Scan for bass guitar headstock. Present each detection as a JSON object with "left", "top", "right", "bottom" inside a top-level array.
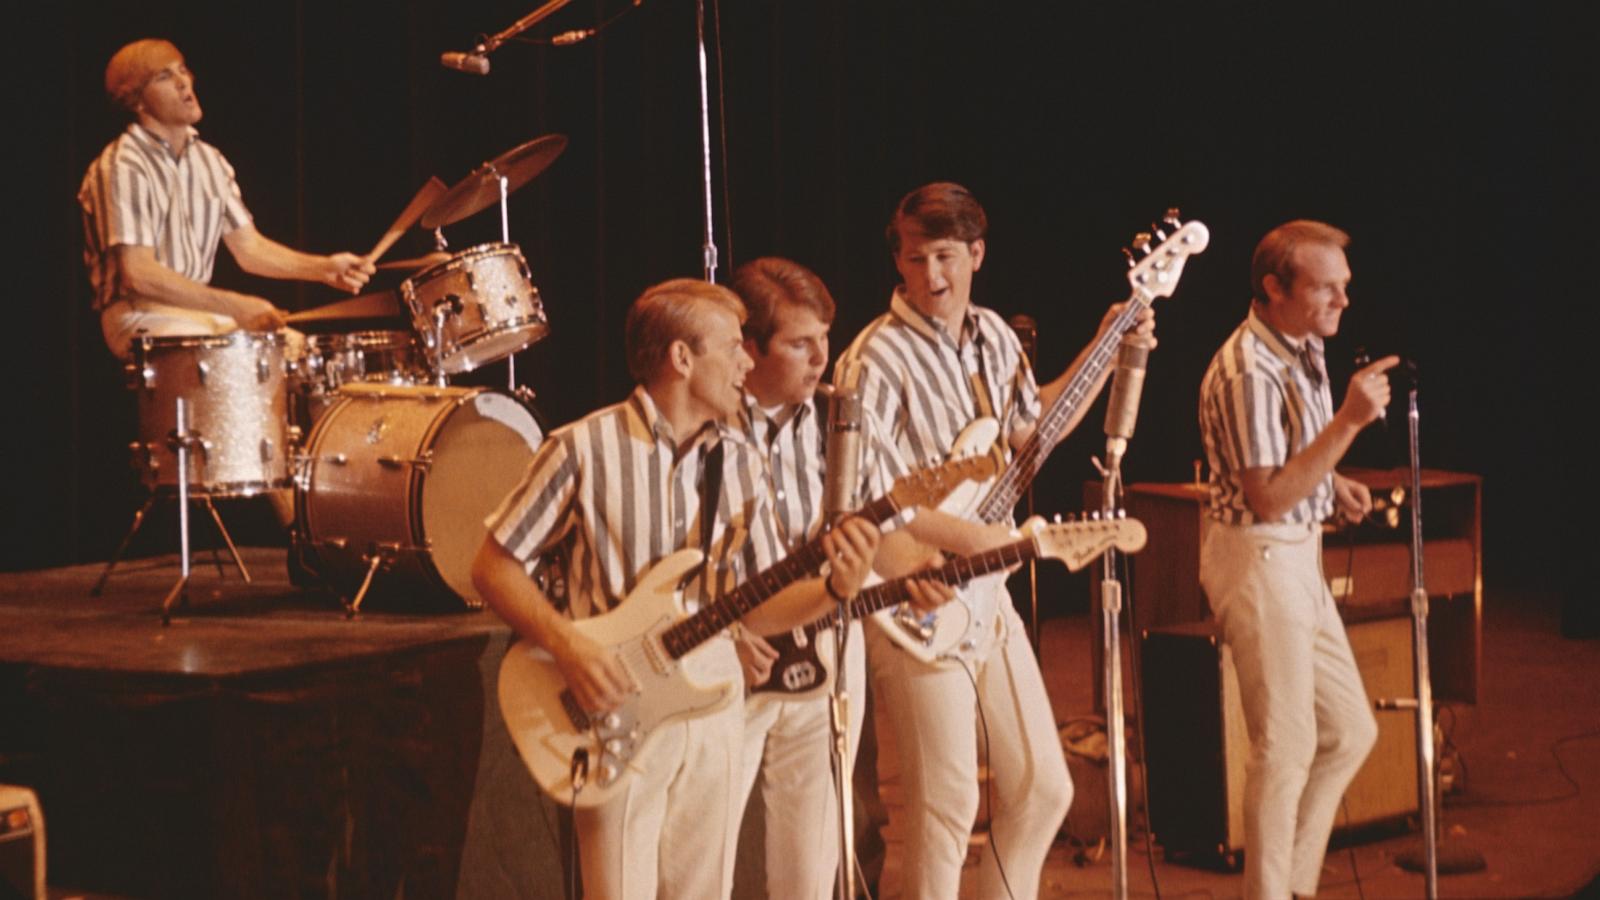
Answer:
[{"left": 1122, "top": 209, "right": 1210, "bottom": 303}]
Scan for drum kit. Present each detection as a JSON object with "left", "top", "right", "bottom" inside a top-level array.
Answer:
[{"left": 96, "top": 135, "right": 568, "bottom": 621}]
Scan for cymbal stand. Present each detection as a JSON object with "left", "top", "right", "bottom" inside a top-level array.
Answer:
[
  {"left": 432, "top": 302, "right": 455, "bottom": 386},
  {"left": 1096, "top": 452, "right": 1131, "bottom": 899},
  {"left": 493, "top": 172, "right": 523, "bottom": 393}
]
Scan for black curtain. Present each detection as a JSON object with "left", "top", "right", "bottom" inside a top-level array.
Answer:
[{"left": 6, "top": 1, "right": 1583, "bottom": 598}]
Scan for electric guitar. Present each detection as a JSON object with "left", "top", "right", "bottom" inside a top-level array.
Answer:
[
  {"left": 751, "top": 515, "right": 1148, "bottom": 701},
  {"left": 497, "top": 453, "right": 995, "bottom": 807},
  {"left": 873, "top": 212, "right": 1210, "bottom": 665}
]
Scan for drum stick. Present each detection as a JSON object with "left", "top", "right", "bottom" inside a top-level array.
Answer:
[
  {"left": 364, "top": 177, "right": 448, "bottom": 265},
  {"left": 285, "top": 290, "right": 401, "bottom": 323},
  {"left": 375, "top": 252, "right": 452, "bottom": 271}
]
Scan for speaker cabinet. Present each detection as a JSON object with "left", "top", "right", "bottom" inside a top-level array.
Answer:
[
  {"left": 0, "top": 784, "right": 44, "bottom": 900},
  {"left": 1140, "top": 615, "right": 1419, "bottom": 859}
]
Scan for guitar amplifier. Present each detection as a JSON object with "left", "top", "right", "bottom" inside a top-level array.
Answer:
[
  {"left": 0, "top": 784, "right": 44, "bottom": 900},
  {"left": 1140, "top": 616, "right": 1419, "bottom": 862}
]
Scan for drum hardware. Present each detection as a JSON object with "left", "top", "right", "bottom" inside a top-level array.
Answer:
[{"left": 344, "top": 541, "right": 402, "bottom": 618}]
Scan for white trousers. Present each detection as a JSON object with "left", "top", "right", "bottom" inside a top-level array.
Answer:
[
  {"left": 100, "top": 299, "right": 305, "bottom": 361},
  {"left": 731, "top": 621, "right": 866, "bottom": 900},
  {"left": 101, "top": 299, "right": 238, "bottom": 359},
  {"left": 575, "top": 642, "right": 746, "bottom": 900},
  {"left": 868, "top": 600, "right": 1071, "bottom": 899},
  {"left": 1199, "top": 520, "right": 1378, "bottom": 900}
]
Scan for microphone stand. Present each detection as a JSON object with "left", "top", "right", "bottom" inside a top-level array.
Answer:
[
  {"left": 695, "top": 0, "right": 719, "bottom": 282},
  {"left": 1382, "top": 376, "right": 1485, "bottom": 893},
  {"left": 827, "top": 559, "right": 856, "bottom": 900},
  {"left": 1097, "top": 444, "right": 1131, "bottom": 900}
]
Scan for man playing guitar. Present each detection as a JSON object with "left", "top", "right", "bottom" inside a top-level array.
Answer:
[
  {"left": 835, "top": 182, "right": 1154, "bottom": 897},
  {"left": 472, "top": 279, "right": 882, "bottom": 898}
]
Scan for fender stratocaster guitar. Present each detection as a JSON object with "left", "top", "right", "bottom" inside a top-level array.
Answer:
[
  {"left": 873, "top": 212, "right": 1209, "bottom": 665},
  {"left": 497, "top": 453, "right": 995, "bottom": 807},
  {"left": 751, "top": 515, "right": 1148, "bottom": 701}
]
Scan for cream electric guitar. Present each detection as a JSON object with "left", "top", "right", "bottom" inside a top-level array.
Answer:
[
  {"left": 753, "top": 516, "right": 1147, "bottom": 702},
  {"left": 497, "top": 454, "right": 995, "bottom": 808},
  {"left": 873, "top": 212, "right": 1209, "bottom": 665}
]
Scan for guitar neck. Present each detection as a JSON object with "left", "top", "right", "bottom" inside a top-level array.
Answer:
[
  {"left": 806, "top": 534, "right": 1041, "bottom": 635},
  {"left": 975, "top": 292, "right": 1149, "bottom": 523},
  {"left": 658, "top": 491, "right": 903, "bottom": 660}
]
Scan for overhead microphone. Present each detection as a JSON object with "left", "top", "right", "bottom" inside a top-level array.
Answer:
[
  {"left": 1103, "top": 336, "right": 1150, "bottom": 465},
  {"left": 440, "top": 50, "right": 491, "bottom": 75},
  {"left": 551, "top": 28, "right": 597, "bottom": 45},
  {"left": 822, "top": 381, "right": 863, "bottom": 523}
]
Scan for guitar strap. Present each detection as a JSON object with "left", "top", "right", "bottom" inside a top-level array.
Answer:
[
  {"left": 966, "top": 331, "right": 1011, "bottom": 474},
  {"left": 697, "top": 438, "right": 726, "bottom": 592}
]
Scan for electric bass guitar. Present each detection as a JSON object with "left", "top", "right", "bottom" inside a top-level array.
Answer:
[
  {"left": 751, "top": 515, "right": 1148, "bottom": 701},
  {"left": 873, "top": 212, "right": 1209, "bottom": 665},
  {"left": 497, "top": 453, "right": 995, "bottom": 807}
]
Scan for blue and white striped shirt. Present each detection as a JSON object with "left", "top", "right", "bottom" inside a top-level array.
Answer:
[
  {"left": 78, "top": 123, "right": 253, "bottom": 311},
  {"left": 1198, "top": 307, "right": 1336, "bottom": 526}
]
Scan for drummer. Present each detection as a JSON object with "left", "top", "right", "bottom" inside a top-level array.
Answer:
[{"left": 79, "top": 38, "right": 375, "bottom": 359}]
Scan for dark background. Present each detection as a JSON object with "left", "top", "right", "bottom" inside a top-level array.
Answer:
[{"left": 5, "top": 1, "right": 1584, "bottom": 600}]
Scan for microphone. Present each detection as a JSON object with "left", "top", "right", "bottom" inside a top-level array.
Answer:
[
  {"left": 822, "top": 381, "right": 863, "bottom": 523},
  {"left": 1009, "top": 314, "right": 1038, "bottom": 368},
  {"left": 551, "top": 28, "right": 597, "bottom": 45},
  {"left": 440, "top": 50, "right": 491, "bottom": 75},
  {"left": 1103, "top": 336, "right": 1150, "bottom": 464}
]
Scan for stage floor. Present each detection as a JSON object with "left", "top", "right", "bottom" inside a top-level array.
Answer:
[
  {"left": 3, "top": 552, "right": 1597, "bottom": 898},
  {"left": 1011, "top": 583, "right": 1600, "bottom": 900}
]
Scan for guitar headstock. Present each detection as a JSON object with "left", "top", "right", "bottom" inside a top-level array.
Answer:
[
  {"left": 888, "top": 453, "right": 1001, "bottom": 511},
  {"left": 1123, "top": 209, "right": 1210, "bottom": 303},
  {"left": 1030, "top": 515, "right": 1149, "bottom": 573}
]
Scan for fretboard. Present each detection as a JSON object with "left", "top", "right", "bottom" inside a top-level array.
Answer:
[{"left": 974, "top": 294, "right": 1148, "bottom": 524}]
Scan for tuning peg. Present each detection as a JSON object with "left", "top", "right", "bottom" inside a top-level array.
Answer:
[
  {"left": 1089, "top": 510, "right": 1102, "bottom": 521},
  {"left": 1121, "top": 247, "right": 1137, "bottom": 269},
  {"left": 1052, "top": 513, "right": 1063, "bottom": 524},
  {"left": 1164, "top": 208, "right": 1182, "bottom": 228},
  {"left": 1150, "top": 222, "right": 1168, "bottom": 242},
  {"left": 1132, "top": 232, "right": 1153, "bottom": 256}
]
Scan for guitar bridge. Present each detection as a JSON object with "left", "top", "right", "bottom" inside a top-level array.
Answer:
[{"left": 893, "top": 604, "right": 937, "bottom": 645}]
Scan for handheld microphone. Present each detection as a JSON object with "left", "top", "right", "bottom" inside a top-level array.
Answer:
[
  {"left": 440, "top": 50, "right": 491, "bottom": 75},
  {"left": 822, "top": 382, "right": 863, "bottom": 523},
  {"left": 1103, "top": 337, "right": 1149, "bottom": 463}
]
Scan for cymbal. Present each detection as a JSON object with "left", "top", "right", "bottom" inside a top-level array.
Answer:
[
  {"left": 420, "top": 133, "right": 568, "bottom": 229},
  {"left": 376, "top": 251, "right": 453, "bottom": 271},
  {"left": 286, "top": 289, "right": 402, "bottom": 324}
]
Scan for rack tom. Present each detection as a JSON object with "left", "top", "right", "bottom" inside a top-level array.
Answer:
[{"left": 399, "top": 242, "right": 549, "bottom": 375}]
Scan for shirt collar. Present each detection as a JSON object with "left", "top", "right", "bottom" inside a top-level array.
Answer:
[
  {"left": 1247, "top": 305, "right": 1323, "bottom": 362},
  {"left": 889, "top": 287, "right": 980, "bottom": 348},
  {"left": 127, "top": 122, "right": 199, "bottom": 159},
  {"left": 628, "top": 385, "right": 743, "bottom": 460}
]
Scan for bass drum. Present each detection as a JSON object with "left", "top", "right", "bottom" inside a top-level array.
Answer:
[{"left": 297, "top": 383, "right": 542, "bottom": 610}]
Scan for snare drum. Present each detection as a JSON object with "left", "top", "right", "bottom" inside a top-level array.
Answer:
[
  {"left": 291, "top": 330, "right": 429, "bottom": 430},
  {"left": 399, "top": 242, "right": 549, "bottom": 374},
  {"left": 296, "top": 383, "right": 543, "bottom": 610},
  {"left": 127, "top": 332, "right": 291, "bottom": 495}
]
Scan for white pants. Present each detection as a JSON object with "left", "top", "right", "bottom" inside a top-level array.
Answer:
[
  {"left": 101, "top": 299, "right": 304, "bottom": 361},
  {"left": 1199, "top": 520, "right": 1378, "bottom": 900},
  {"left": 575, "top": 641, "right": 746, "bottom": 900},
  {"left": 101, "top": 299, "right": 238, "bottom": 359},
  {"left": 731, "top": 622, "right": 866, "bottom": 900},
  {"left": 868, "top": 600, "right": 1071, "bottom": 899}
]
